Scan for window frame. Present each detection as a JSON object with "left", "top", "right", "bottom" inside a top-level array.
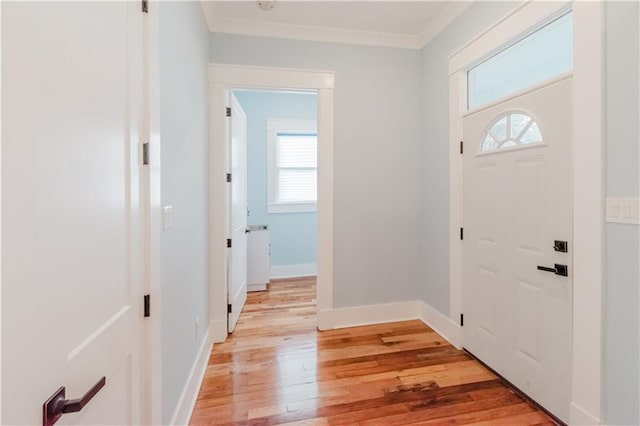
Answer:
[{"left": 267, "top": 119, "right": 318, "bottom": 214}]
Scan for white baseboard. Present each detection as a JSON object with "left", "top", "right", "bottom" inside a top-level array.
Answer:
[
  {"left": 419, "top": 301, "right": 462, "bottom": 349},
  {"left": 270, "top": 263, "right": 317, "bottom": 279},
  {"left": 318, "top": 300, "right": 462, "bottom": 348},
  {"left": 329, "top": 301, "right": 421, "bottom": 329},
  {"left": 210, "top": 319, "right": 227, "bottom": 343},
  {"left": 570, "top": 402, "right": 601, "bottom": 425},
  {"left": 248, "top": 283, "right": 267, "bottom": 292},
  {"left": 170, "top": 327, "right": 214, "bottom": 426},
  {"left": 317, "top": 309, "right": 334, "bottom": 331}
]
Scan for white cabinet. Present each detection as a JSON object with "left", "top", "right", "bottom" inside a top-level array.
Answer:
[{"left": 247, "top": 225, "right": 270, "bottom": 292}]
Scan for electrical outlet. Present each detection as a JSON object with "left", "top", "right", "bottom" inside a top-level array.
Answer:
[{"left": 195, "top": 317, "right": 199, "bottom": 340}]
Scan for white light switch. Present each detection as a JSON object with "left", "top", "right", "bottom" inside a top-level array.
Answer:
[
  {"left": 163, "top": 205, "right": 173, "bottom": 230},
  {"left": 606, "top": 198, "right": 640, "bottom": 225}
]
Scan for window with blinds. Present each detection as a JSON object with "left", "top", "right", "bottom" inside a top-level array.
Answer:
[
  {"left": 277, "top": 133, "right": 317, "bottom": 202},
  {"left": 267, "top": 120, "right": 318, "bottom": 213}
]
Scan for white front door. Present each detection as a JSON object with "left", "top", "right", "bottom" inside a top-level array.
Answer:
[
  {"left": 2, "top": 2, "right": 146, "bottom": 424},
  {"left": 227, "top": 93, "right": 248, "bottom": 333},
  {"left": 463, "top": 76, "right": 572, "bottom": 422}
]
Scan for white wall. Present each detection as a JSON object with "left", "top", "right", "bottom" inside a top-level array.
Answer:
[
  {"left": 158, "top": 2, "right": 210, "bottom": 423},
  {"left": 419, "top": 2, "right": 521, "bottom": 315},
  {"left": 603, "top": 2, "right": 640, "bottom": 424},
  {"left": 210, "top": 34, "right": 423, "bottom": 308}
]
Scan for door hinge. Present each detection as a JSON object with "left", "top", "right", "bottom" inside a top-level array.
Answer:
[
  {"left": 460, "top": 227, "right": 464, "bottom": 240},
  {"left": 141, "top": 0, "right": 148, "bottom": 13},
  {"left": 226, "top": 173, "right": 232, "bottom": 183},
  {"left": 460, "top": 141, "right": 464, "bottom": 154},
  {"left": 226, "top": 238, "right": 232, "bottom": 248},
  {"left": 227, "top": 303, "right": 232, "bottom": 314},
  {"left": 226, "top": 107, "right": 232, "bottom": 117},
  {"left": 142, "top": 142, "right": 150, "bottom": 165},
  {"left": 144, "top": 294, "right": 150, "bottom": 317},
  {"left": 460, "top": 313, "right": 464, "bottom": 327}
]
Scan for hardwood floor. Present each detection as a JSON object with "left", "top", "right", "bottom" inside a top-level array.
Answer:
[{"left": 190, "top": 277, "right": 554, "bottom": 425}]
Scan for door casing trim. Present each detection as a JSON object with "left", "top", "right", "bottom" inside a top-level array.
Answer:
[
  {"left": 448, "top": 2, "right": 603, "bottom": 424},
  {"left": 208, "top": 64, "right": 336, "bottom": 339}
]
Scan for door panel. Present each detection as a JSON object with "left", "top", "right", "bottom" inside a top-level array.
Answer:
[
  {"left": 463, "top": 77, "right": 572, "bottom": 422},
  {"left": 228, "top": 93, "right": 248, "bottom": 333},
  {"left": 515, "top": 157, "right": 545, "bottom": 254},
  {"left": 2, "top": 2, "right": 144, "bottom": 424}
]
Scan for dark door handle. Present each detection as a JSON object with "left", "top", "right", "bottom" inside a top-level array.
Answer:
[
  {"left": 43, "top": 376, "right": 106, "bottom": 426},
  {"left": 537, "top": 264, "right": 568, "bottom": 277}
]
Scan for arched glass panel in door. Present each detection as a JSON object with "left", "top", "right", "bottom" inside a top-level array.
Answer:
[{"left": 481, "top": 111, "right": 543, "bottom": 153}]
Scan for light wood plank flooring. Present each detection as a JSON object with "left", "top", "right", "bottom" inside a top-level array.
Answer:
[{"left": 190, "top": 277, "right": 554, "bottom": 425}]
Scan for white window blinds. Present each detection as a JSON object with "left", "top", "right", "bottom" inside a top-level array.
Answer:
[
  {"left": 267, "top": 119, "right": 317, "bottom": 213},
  {"left": 276, "top": 133, "right": 317, "bottom": 202}
]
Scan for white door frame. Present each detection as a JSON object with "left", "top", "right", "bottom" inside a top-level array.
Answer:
[
  {"left": 208, "top": 64, "right": 336, "bottom": 342},
  {"left": 0, "top": 3, "right": 4, "bottom": 421},
  {"left": 448, "top": 2, "right": 603, "bottom": 424},
  {"left": 143, "top": 4, "right": 163, "bottom": 425},
  {"left": 637, "top": 6, "right": 640, "bottom": 424}
]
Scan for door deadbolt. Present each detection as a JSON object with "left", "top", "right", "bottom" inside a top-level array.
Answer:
[{"left": 553, "top": 240, "right": 568, "bottom": 253}]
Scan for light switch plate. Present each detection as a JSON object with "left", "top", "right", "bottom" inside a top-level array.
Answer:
[
  {"left": 606, "top": 198, "right": 640, "bottom": 225},
  {"left": 163, "top": 205, "right": 173, "bottom": 230}
]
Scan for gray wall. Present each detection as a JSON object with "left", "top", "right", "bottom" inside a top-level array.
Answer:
[
  {"left": 604, "top": 2, "right": 640, "bottom": 424},
  {"left": 419, "top": 2, "right": 521, "bottom": 314},
  {"left": 159, "top": 2, "right": 210, "bottom": 423},
  {"left": 234, "top": 90, "right": 318, "bottom": 269},
  {"left": 211, "top": 34, "right": 423, "bottom": 307}
]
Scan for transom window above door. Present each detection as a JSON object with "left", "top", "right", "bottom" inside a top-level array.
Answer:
[
  {"left": 481, "top": 111, "right": 543, "bottom": 153},
  {"left": 468, "top": 11, "right": 573, "bottom": 110},
  {"left": 267, "top": 119, "right": 317, "bottom": 213}
]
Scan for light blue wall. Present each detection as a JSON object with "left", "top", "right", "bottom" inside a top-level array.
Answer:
[
  {"left": 159, "top": 2, "right": 210, "bottom": 423},
  {"left": 419, "top": 1, "right": 521, "bottom": 315},
  {"left": 604, "top": 2, "right": 640, "bottom": 424},
  {"left": 212, "top": 34, "right": 423, "bottom": 307},
  {"left": 234, "top": 90, "right": 318, "bottom": 267}
]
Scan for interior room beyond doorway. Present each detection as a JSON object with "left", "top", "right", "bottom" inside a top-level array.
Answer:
[{"left": 234, "top": 89, "right": 319, "bottom": 284}]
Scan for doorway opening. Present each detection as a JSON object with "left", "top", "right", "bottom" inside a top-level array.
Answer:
[
  {"left": 228, "top": 89, "right": 320, "bottom": 332},
  {"left": 208, "top": 64, "right": 336, "bottom": 343}
]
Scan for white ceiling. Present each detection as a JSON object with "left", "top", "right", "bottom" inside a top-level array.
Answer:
[{"left": 201, "top": 1, "right": 473, "bottom": 49}]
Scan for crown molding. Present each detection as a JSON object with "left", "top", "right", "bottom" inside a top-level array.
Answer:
[
  {"left": 201, "top": 1, "right": 473, "bottom": 50},
  {"left": 418, "top": 1, "right": 474, "bottom": 47}
]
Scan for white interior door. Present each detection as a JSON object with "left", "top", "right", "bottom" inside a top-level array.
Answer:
[
  {"left": 2, "top": 2, "right": 145, "bottom": 424},
  {"left": 227, "top": 93, "right": 248, "bottom": 333},
  {"left": 463, "top": 76, "right": 573, "bottom": 422}
]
